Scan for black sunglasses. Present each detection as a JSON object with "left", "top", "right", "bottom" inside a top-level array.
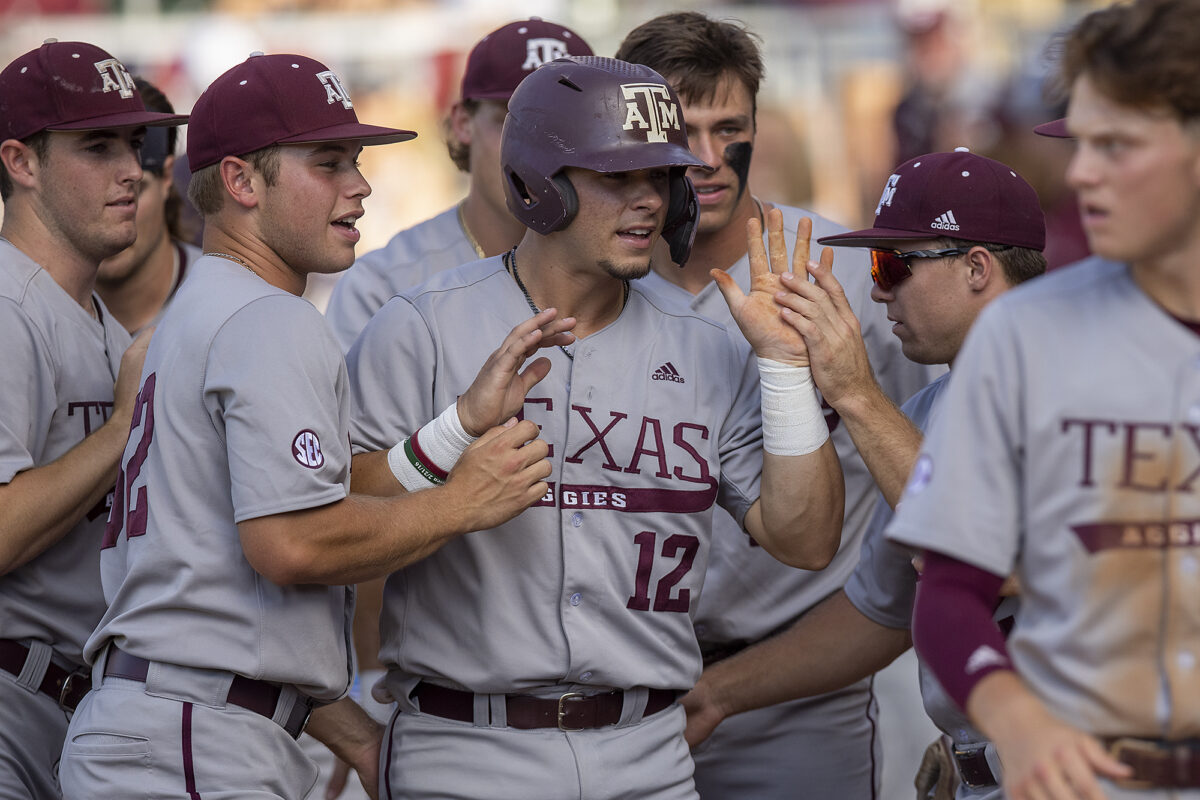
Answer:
[{"left": 869, "top": 245, "right": 1011, "bottom": 291}]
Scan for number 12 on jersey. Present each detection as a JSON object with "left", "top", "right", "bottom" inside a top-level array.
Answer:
[
  {"left": 627, "top": 530, "right": 699, "bottom": 613},
  {"left": 102, "top": 373, "right": 157, "bottom": 550}
]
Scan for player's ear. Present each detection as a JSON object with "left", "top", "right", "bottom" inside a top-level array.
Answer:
[
  {"left": 219, "top": 156, "right": 258, "bottom": 210},
  {"left": 449, "top": 102, "right": 473, "bottom": 146},
  {"left": 963, "top": 246, "right": 994, "bottom": 293},
  {"left": 0, "top": 138, "right": 40, "bottom": 191}
]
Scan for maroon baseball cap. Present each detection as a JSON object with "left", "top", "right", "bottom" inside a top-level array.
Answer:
[
  {"left": 1033, "top": 118, "right": 1070, "bottom": 138},
  {"left": 461, "top": 18, "right": 593, "bottom": 101},
  {"left": 819, "top": 148, "right": 1045, "bottom": 250},
  {"left": 0, "top": 40, "right": 187, "bottom": 141},
  {"left": 188, "top": 52, "right": 416, "bottom": 172}
]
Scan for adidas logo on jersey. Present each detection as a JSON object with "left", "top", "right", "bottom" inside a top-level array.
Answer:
[
  {"left": 931, "top": 210, "right": 960, "bottom": 232},
  {"left": 651, "top": 362, "right": 685, "bottom": 383},
  {"left": 964, "top": 645, "right": 1008, "bottom": 675}
]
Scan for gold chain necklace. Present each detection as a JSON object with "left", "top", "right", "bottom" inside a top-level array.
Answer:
[
  {"left": 205, "top": 251, "right": 256, "bottom": 276},
  {"left": 457, "top": 202, "right": 486, "bottom": 260}
]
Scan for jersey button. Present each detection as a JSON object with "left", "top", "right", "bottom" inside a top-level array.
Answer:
[
  {"left": 580, "top": 671, "right": 593, "bottom": 681},
  {"left": 569, "top": 592, "right": 582, "bottom": 606},
  {"left": 571, "top": 512, "right": 583, "bottom": 527}
]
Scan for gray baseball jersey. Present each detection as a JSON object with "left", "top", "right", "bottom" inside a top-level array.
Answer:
[
  {"left": 641, "top": 204, "right": 942, "bottom": 798},
  {"left": 845, "top": 372, "right": 1006, "bottom": 799},
  {"left": 325, "top": 205, "right": 478, "bottom": 352},
  {"left": 0, "top": 238, "right": 130, "bottom": 798},
  {"left": 349, "top": 255, "right": 764, "bottom": 696},
  {"left": 887, "top": 256, "right": 1200, "bottom": 742},
  {"left": 84, "top": 255, "right": 354, "bottom": 699}
]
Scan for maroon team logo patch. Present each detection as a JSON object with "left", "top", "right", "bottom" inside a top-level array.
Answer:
[{"left": 293, "top": 430, "right": 324, "bottom": 469}]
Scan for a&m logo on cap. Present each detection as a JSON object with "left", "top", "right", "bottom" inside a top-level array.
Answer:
[
  {"left": 875, "top": 173, "right": 900, "bottom": 216},
  {"left": 522, "top": 38, "right": 569, "bottom": 71},
  {"left": 94, "top": 58, "right": 136, "bottom": 99},
  {"left": 316, "top": 70, "right": 354, "bottom": 109},
  {"left": 621, "top": 83, "right": 681, "bottom": 144}
]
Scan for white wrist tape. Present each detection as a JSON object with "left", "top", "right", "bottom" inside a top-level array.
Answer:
[
  {"left": 757, "top": 357, "right": 828, "bottom": 456},
  {"left": 387, "top": 401, "right": 477, "bottom": 491}
]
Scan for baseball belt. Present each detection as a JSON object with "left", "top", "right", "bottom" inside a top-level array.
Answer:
[
  {"left": 0, "top": 639, "right": 90, "bottom": 710},
  {"left": 414, "top": 682, "right": 677, "bottom": 731},
  {"left": 1105, "top": 737, "right": 1200, "bottom": 788},
  {"left": 104, "top": 646, "right": 312, "bottom": 739},
  {"left": 951, "top": 743, "right": 998, "bottom": 789}
]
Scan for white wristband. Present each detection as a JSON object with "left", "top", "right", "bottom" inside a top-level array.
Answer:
[
  {"left": 387, "top": 401, "right": 478, "bottom": 491},
  {"left": 757, "top": 357, "right": 829, "bottom": 456}
]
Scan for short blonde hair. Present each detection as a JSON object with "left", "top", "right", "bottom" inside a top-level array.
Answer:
[{"left": 186, "top": 145, "right": 281, "bottom": 217}]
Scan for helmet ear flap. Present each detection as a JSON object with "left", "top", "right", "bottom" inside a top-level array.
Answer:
[
  {"left": 550, "top": 172, "right": 578, "bottom": 231},
  {"left": 503, "top": 163, "right": 574, "bottom": 234},
  {"left": 662, "top": 171, "right": 699, "bottom": 266}
]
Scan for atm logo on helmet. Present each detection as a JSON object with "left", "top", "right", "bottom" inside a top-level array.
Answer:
[{"left": 621, "top": 83, "right": 681, "bottom": 144}]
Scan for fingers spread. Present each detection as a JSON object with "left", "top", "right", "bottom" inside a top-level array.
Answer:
[
  {"left": 710, "top": 268, "right": 745, "bottom": 308},
  {"left": 792, "top": 216, "right": 814, "bottom": 275},
  {"left": 766, "top": 207, "right": 787, "bottom": 275},
  {"left": 746, "top": 216, "right": 768, "bottom": 280}
]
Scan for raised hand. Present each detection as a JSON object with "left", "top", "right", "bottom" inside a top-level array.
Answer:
[
  {"left": 711, "top": 208, "right": 833, "bottom": 366},
  {"left": 457, "top": 309, "right": 576, "bottom": 436},
  {"left": 774, "top": 253, "right": 875, "bottom": 410}
]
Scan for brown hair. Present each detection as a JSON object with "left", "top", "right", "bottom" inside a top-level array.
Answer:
[
  {"left": 187, "top": 145, "right": 281, "bottom": 216},
  {"left": 615, "top": 12, "right": 764, "bottom": 123},
  {"left": 0, "top": 130, "right": 49, "bottom": 202},
  {"left": 943, "top": 238, "right": 1047, "bottom": 286},
  {"left": 1056, "top": 0, "right": 1200, "bottom": 120}
]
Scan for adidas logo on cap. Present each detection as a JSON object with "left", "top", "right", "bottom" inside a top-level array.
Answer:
[
  {"left": 651, "top": 362, "right": 685, "bottom": 383},
  {"left": 931, "top": 210, "right": 960, "bottom": 232}
]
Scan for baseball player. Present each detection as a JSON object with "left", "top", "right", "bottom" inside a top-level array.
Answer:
[
  {"left": 615, "top": 13, "right": 941, "bottom": 798},
  {"left": 325, "top": 17, "right": 593, "bottom": 353},
  {"left": 0, "top": 40, "right": 184, "bottom": 799},
  {"left": 58, "top": 52, "right": 566, "bottom": 799},
  {"left": 96, "top": 77, "right": 201, "bottom": 335},
  {"left": 887, "top": 1, "right": 1200, "bottom": 798},
  {"left": 347, "top": 55, "right": 844, "bottom": 799},
  {"left": 678, "top": 148, "right": 1048, "bottom": 800},
  {"left": 322, "top": 22, "right": 594, "bottom": 796}
]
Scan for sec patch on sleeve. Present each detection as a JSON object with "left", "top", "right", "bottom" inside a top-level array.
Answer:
[{"left": 292, "top": 429, "right": 324, "bottom": 469}]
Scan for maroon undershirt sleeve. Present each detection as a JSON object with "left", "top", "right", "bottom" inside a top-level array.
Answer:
[{"left": 912, "top": 550, "right": 1011, "bottom": 711}]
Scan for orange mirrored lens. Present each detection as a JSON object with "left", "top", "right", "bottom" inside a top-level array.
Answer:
[{"left": 869, "top": 250, "right": 912, "bottom": 291}]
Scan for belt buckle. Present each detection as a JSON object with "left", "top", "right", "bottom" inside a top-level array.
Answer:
[
  {"left": 58, "top": 670, "right": 87, "bottom": 711},
  {"left": 1107, "top": 737, "right": 1160, "bottom": 790},
  {"left": 557, "top": 692, "right": 585, "bottom": 732}
]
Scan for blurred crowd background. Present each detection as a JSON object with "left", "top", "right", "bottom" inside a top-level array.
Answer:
[{"left": 0, "top": 0, "right": 1108, "bottom": 302}]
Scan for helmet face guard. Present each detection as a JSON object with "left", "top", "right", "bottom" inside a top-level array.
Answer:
[{"left": 501, "top": 56, "right": 707, "bottom": 266}]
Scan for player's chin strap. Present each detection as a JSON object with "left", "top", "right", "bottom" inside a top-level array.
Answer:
[
  {"left": 387, "top": 402, "right": 477, "bottom": 491},
  {"left": 757, "top": 357, "right": 828, "bottom": 456}
]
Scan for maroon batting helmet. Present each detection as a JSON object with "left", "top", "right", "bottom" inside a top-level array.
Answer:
[{"left": 500, "top": 56, "right": 707, "bottom": 266}]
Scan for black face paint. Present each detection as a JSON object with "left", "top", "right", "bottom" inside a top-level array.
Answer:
[{"left": 724, "top": 141, "right": 754, "bottom": 204}]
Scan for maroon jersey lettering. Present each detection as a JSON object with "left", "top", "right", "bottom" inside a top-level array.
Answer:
[{"left": 102, "top": 373, "right": 156, "bottom": 549}]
